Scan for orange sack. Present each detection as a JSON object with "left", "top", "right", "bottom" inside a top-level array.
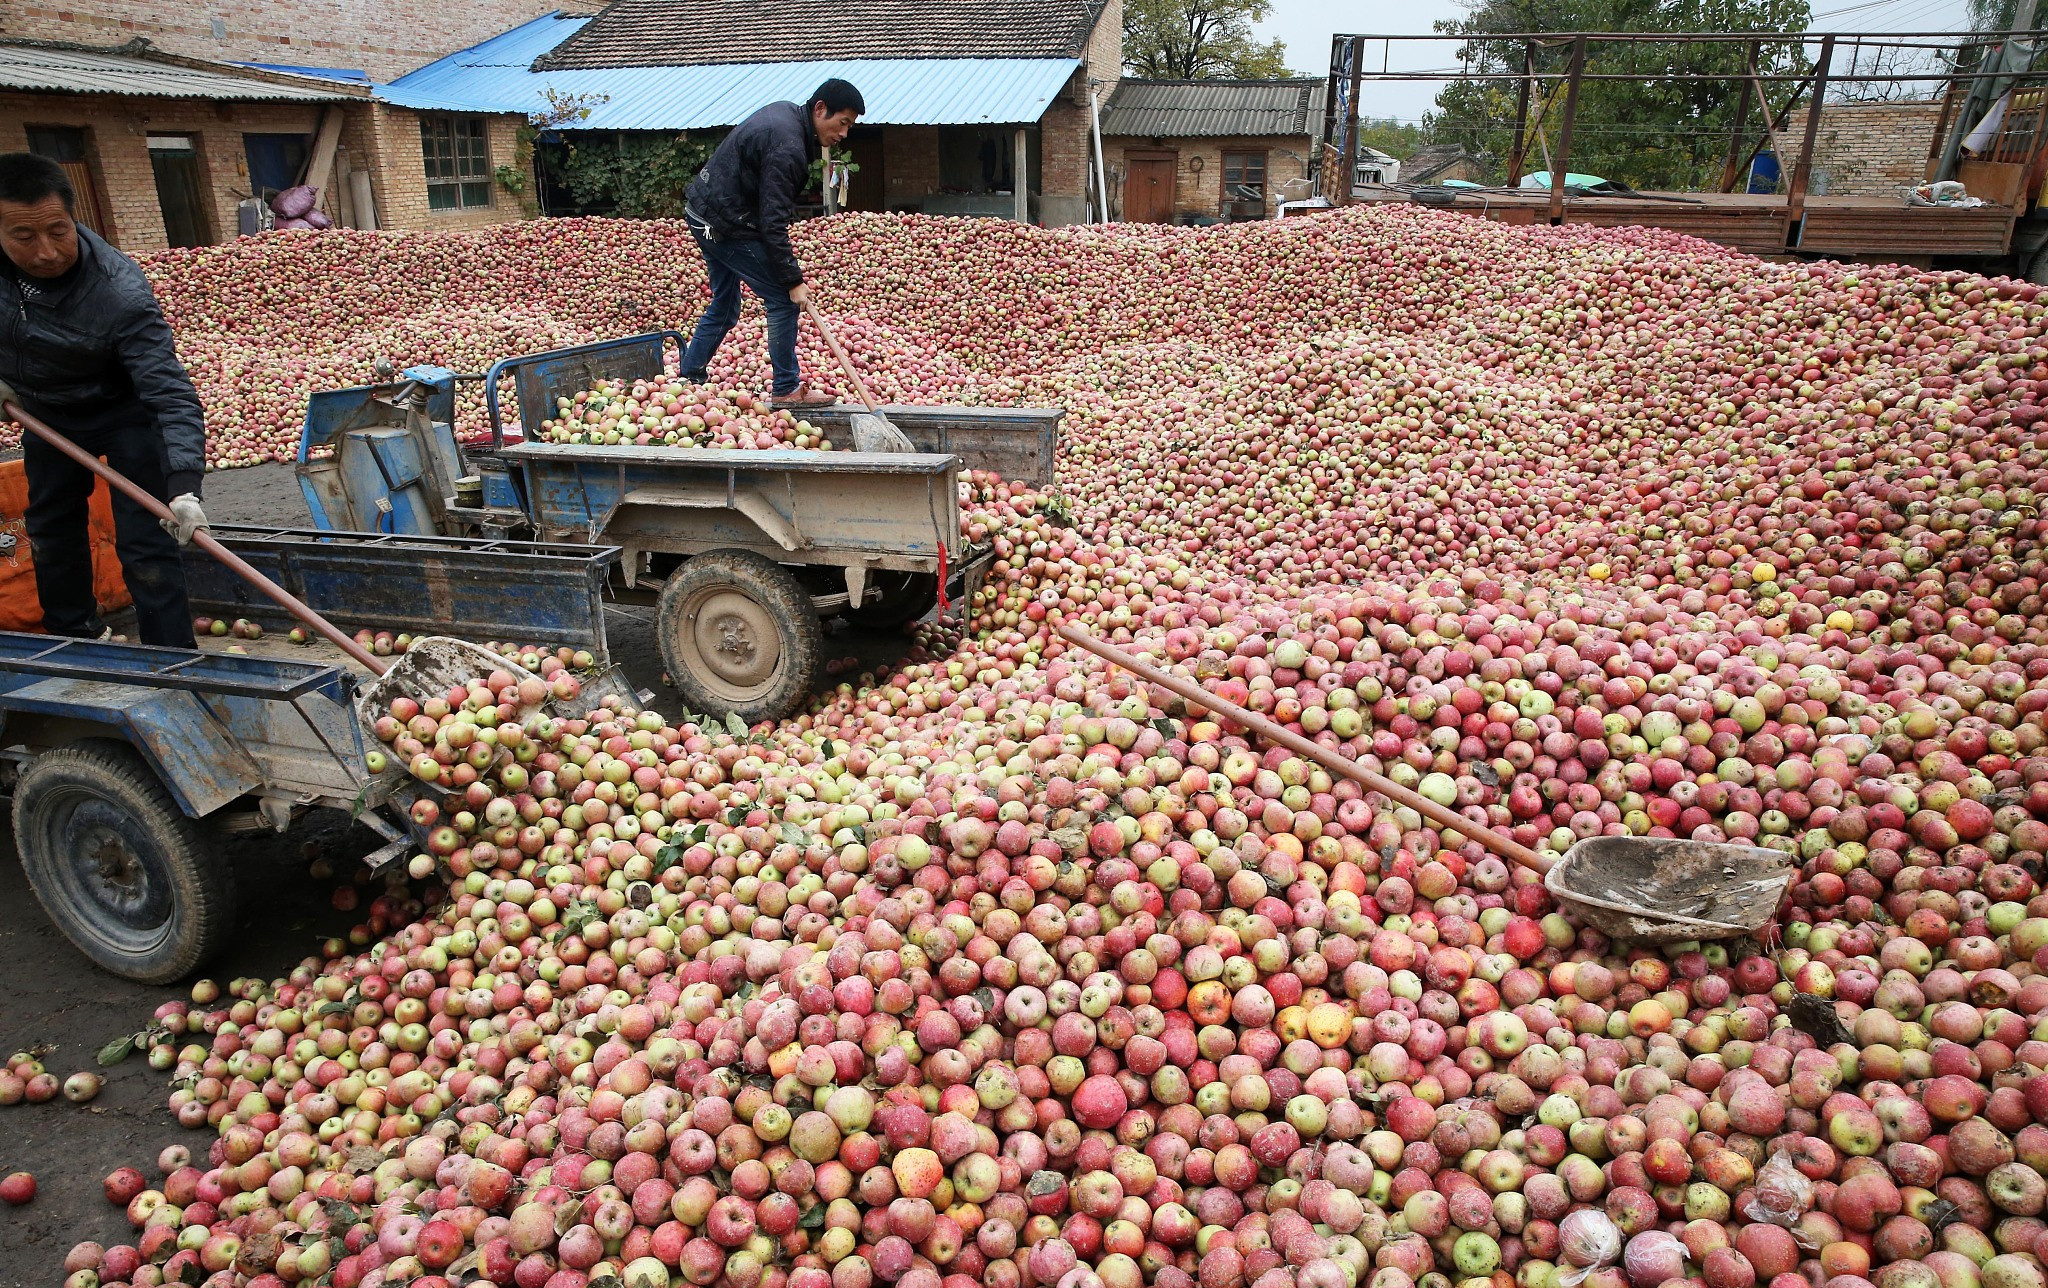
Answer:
[{"left": 0, "top": 458, "right": 132, "bottom": 632}]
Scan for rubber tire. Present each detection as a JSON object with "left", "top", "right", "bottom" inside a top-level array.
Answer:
[
  {"left": 13, "top": 741, "right": 233, "bottom": 985},
  {"left": 658, "top": 550, "right": 824, "bottom": 724},
  {"left": 848, "top": 571, "right": 939, "bottom": 630}
]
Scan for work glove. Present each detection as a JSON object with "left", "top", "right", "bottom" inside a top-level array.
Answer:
[
  {"left": 161, "top": 493, "right": 208, "bottom": 545},
  {"left": 0, "top": 377, "right": 17, "bottom": 414}
]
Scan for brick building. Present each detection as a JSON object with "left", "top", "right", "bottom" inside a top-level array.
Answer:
[
  {"left": 2, "top": 0, "right": 560, "bottom": 82},
  {"left": 1100, "top": 79, "right": 1324, "bottom": 222},
  {"left": 0, "top": 38, "right": 536, "bottom": 252},
  {"left": 1401, "top": 144, "right": 1488, "bottom": 187},
  {"left": 389, "top": 0, "right": 1123, "bottom": 226}
]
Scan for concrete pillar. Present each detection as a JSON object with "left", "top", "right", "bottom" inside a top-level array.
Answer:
[{"left": 1014, "top": 127, "right": 1029, "bottom": 224}]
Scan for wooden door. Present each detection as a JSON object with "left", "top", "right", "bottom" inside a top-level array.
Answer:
[
  {"left": 844, "top": 127, "right": 886, "bottom": 212},
  {"left": 148, "top": 135, "right": 210, "bottom": 248},
  {"left": 1125, "top": 153, "right": 1176, "bottom": 224},
  {"left": 23, "top": 126, "right": 108, "bottom": 237}
]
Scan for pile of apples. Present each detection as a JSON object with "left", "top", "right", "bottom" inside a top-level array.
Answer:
[{"left": 31, "top": 206, "right": 2048, "bottom": 1288}]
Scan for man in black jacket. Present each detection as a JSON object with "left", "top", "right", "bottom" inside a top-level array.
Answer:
[
  {"left": 680, "top": 79, "right": 864, "bottom": 407},
  {"left": 0, "top": 152, "right": 206, "bottom": 648}
]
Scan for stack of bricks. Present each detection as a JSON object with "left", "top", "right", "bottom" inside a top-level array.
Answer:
[{"left": 1784, "top": 100, "right": 1945, "bottom": 198}]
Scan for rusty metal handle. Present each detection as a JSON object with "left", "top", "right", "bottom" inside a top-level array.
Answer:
[
  {"left": 5, "top": 400, "right": 390, "bottom": 675},
  {"left": 802, "top": 298, "right": 883, "bottom": 415},
  {"left": 1057, "top": 623, "right": 1555, "bottom": 877}
]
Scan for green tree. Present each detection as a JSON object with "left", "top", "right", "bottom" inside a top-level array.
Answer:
[
  {"left": 1422, "top": 0, "right": 1813, "bottom": 191},
  {"left": 1358, "top": 117, "right": 1427, "bottom": 158},
  {"left": 1123, "top": 0, "right": 1293, "bottom": 79}
]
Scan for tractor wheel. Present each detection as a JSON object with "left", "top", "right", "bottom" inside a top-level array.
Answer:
[
  {"left": 658, "top": 550, "right": 824, "bottom": 725},
  {"left": 14, "top": 741, "right": 233, "bottom": 984}
]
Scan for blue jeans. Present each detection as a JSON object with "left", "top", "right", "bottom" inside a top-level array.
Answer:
[{"left": 678, "top": 213, "right": 801, "bottom": 395}]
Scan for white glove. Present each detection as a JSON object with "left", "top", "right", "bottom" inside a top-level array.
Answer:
[{"left": 161, "top": 493, "right": 208, "bottom": 545}]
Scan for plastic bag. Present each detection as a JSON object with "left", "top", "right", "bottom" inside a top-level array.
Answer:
[
  {"left": 1558, "top": 1209, "right": 1623, "bottom": 1286},
  {"left": 1908, "top": 180, "right": 1985, "bottom": 208},
  {"left": 1744, "top": 1148, "right": 1816, "bottom": 1239},
  {"left": 271, "top": 185, "right": 318, "bottom": 218},
  {"left": 1623, "top": 1230, "right": 1688, "bottom": 1288}
]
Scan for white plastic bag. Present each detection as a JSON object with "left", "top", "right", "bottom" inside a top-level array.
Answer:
[
  {"left": 1558, "top": 1209, "right": 1624, "bottom": 1286},
  {"left": 1743, "top": 1148, "right": 1816, "bottom": 1242}
]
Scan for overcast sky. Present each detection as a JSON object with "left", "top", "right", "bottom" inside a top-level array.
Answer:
[{"left": 1252, "top": 0, "right": 1985, "bottom": 124}]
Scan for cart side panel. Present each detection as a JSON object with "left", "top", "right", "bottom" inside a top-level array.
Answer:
[
  {"left": 508, "top": 335, "right": 674, "bottom": 442},
  {"left": 203, "top": 691, "right": 367, "bottom": 803},
  {"left": 0, "top": 679, "right": 264, "bottom": 816},
  {"left": 183, "top": 527, "right": 619, "bottom": 659},
  {"left": 506, "top": 446, "right": 963, "bottom": 568},
  {"left": 803, "top": 405, "right": 1062, "bottom": 487}
]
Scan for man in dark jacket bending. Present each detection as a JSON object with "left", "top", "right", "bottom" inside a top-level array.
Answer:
[
  {"left": 680, "top": 79, "right": 864, "bottom": 407},
  {"left": 0, "top": 152, "right": 206, "bottom": 648}
]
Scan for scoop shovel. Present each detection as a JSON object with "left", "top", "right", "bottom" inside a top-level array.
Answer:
[
  {"left": 3, "top": 399, "right": 543, "bottom": 751},
  {"left": 1058, "top": 624, "right": 1795, "bottom": 943},
  {"left": 801, "top": 298, "right": 916, "bottom": 453}
]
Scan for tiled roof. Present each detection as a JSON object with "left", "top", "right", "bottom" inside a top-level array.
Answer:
[
  {"left": 1099, "top": 79, "right": 1325, "bottom": 138},
  {"left": 535, "top": 0, "right": 1107, "bottom": 70}
]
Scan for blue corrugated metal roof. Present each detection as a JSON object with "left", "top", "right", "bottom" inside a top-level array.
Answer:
[
  {"left": 379, "top": 11, "right": 1078, "bottom": 128},
  {"left": 237, "top": 62, "right": 370, "bottom": 83}
]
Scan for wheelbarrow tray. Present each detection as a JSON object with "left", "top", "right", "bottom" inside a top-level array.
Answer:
[{"left": 1543, "top": 836, "right": 1794, "bottom": 944}]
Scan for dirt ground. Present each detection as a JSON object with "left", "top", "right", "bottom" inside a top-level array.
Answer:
[{"left": 0, "top": 461, "right": 923, "bottom": 1281}]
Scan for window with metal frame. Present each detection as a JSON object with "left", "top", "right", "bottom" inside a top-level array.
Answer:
[
  {"left": 1222, "top": 150, "right": 1268, "bottom": 202},
  {"left": 421, "top": 116, "right": 492, "bottom": 211}
]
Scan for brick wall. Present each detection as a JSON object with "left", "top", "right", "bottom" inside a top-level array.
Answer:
[
  {"left": 0, "top": 92, "right": 531, "bottom": 250},
  {"left": 1782, "top": 99, "right": 1943, "bottom": 198},
  {"left": 0, "top": 91, "right": 327, "bottom": 248},
  {"left": 354, "top": 104, "right": 531, "bottom": 232},
  {"left": 883, "top": 126, "right": 940, "bottom": 211},
  {"left": 1082, "top": 0, "right": 1122, "bottom": 97},
  {"left": 1040, "top": 100, "right": 1093, "bottom": 226},
  {"left": 1036, "top": 0, "right": 1121, "bottom": 228},
  {"left": 1106, "top": 133, "right": 1314, "bottom": 221},
  {"left": 4, "top": 0, "right": 553, "bottom": 80}
]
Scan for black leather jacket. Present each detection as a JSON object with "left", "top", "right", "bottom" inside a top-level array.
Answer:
[
  {"left": 685, "top": 101, "right": 818, "bottom": 288},
  {"left": 0, "top": 224, "right": 208, "bottom": 496}
]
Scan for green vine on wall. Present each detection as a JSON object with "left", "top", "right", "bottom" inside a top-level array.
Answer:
[
  {"left": 556, "top": 132, "right": 718, "bottom": 218},
  {"left": 513, "top": 89, "right": 609, "bottom": 217}
]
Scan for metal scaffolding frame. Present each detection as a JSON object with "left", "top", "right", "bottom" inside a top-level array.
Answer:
[{"left": 1315, "top": 29, "right": 2048, "bottom": 218}]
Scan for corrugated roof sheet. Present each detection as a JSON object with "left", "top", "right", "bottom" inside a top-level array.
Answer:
[
  {"left": 1100, "top": 79, "right": 1324, "bottom": 138},
  {"left": 381, "top": 14, "right": 1079, "bottom": 127},
  {"left": 535, "top": 0, "right": 1104, "bottom": 70},
  {"left": 0, "top": 43, "right": 358, "bottom": 101},
  {"left": 236, "top": 62, "right": 371, "bottom": 83}
]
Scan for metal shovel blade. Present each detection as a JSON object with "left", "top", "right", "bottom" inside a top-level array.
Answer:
[
  {"left": 352, "top": 636, "right": 546, "bottom": 751},
  {"left": 850, "top": 411, "right": 916, "bottom": 454},
  {"left": 1544, "top": 836, "right": 1795, "bottom": 944}
]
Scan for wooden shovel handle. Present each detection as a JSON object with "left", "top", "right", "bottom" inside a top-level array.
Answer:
[
  {"left": 6, "top": 399, "right": 388, "bottom": 674},
  {"left": 1057, "top": 623, "right": 1555, "bottom": 877},
  {"left": 801, "top": 298, "right": 882, "bottom": 415}
]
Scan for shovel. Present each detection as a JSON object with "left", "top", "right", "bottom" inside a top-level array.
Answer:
[
  {"left": 1058, "top": 625, "right": 1795, "bottom": 943},
  {"left": 801, "top": 298, "right": 917, "bottom": 454},
  {"left": 3, "top": 399, "right": 542, "bottom": 746}
]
